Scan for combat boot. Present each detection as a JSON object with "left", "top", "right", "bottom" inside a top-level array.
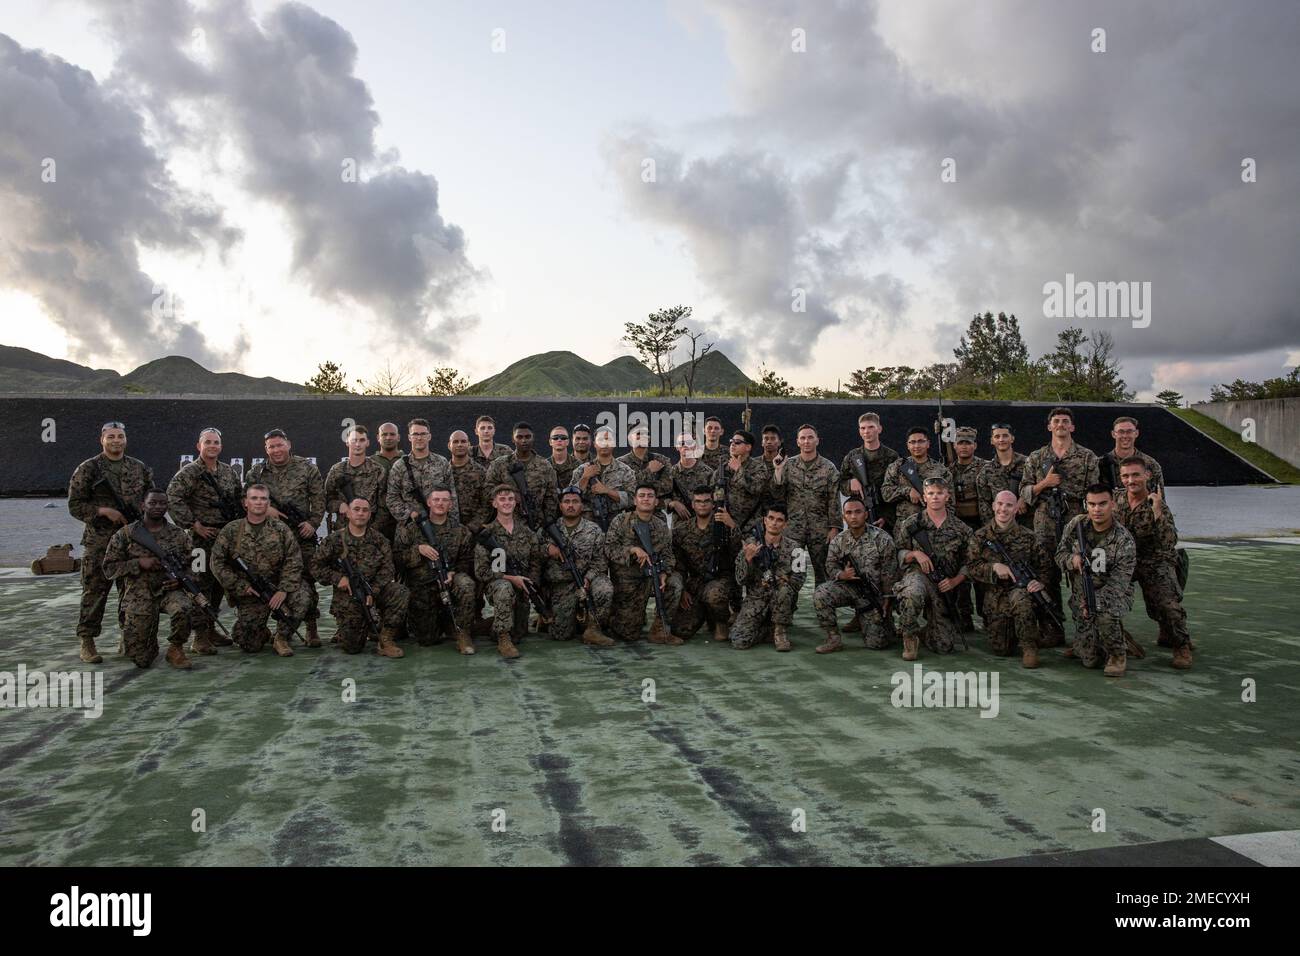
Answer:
[
  {"left": 842, "top": 614, "right": 862, "bottom": 633},
  {"left": 304, "top": 620, "right": 322, "bottom": 648},
  {"left": 647, "top": 619, "right": 671, "bottom": 645},
  {"left": 497, "top": 634, "right": 520, "bottom": 659},
  {"left": 454, "top": 629, "right": 476, "bottom": 655},
  {"left": 713, "top": 619, "right": 730, "bottom": 642},
  {"left": 166, "top": 645, "right": 193, "bottom": 670},
  {"left": 816, "top": 630, "right": 843, "bottom": 654},
  {"left": 78, "top": 638, "right": 103, "bottom": 664},
  {"left": 581, "top": 624, "right": 616, "bottom": 647},
  {"left": 272, "top": 634, "right": 294, "bottom": 657},
  {"left": 190, "top": 631, "right": 218, "bottom": 656},
  {"left": 901, "top": 634, "right": 919, "bottom": 662},
  {"left": 1171, "top": 644, "right": 1193, "bottom": 670},
  {"left": 376, "top": 628, "right": 405, "bottom": 659},
  {"left": 1103, "top": 653, "right": 1126, "bottom": 677},
  {"left": 1021, "top": 644, "right": 1040, "bottom": 669},
  {"left": 773, "top": 625, "right": 792, "bottom": 652}
]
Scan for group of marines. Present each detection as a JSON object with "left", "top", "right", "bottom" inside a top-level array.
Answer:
[{"left": 67, "top": 406, "right": 1193, "bottom": 677}]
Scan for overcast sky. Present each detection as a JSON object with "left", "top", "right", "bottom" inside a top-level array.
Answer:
[{"left": 2, "top": 0, "right": 1297, "bottom": 401}]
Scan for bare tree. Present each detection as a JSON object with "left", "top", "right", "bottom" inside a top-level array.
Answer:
[
  {"left": 357, "top": 361, "right": 418, "bottom": 396},
  {"left": 678, "top": 328, "right": 715, "bottom": 403}
]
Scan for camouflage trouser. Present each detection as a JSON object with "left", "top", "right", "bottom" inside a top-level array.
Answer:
[
  {"left": 1067, "top": 576, "right": 1131, "bottom": 667},
  {"left": 786, "top": 522, "right": 831, "bottom": 586},
  {"left": 76, "top": 531, "right": 125, "bottom": 641},
  {"left": 484, "top": 578, "right": 533, "bottom": 640},
  {"left": 893, "top": 571, "right": 960, "bottom": 654},
  {"left": 608, "top": 572, "right": 684, "bottom": 641},
  {"left": 188, "top": 530, "right": 229, "bottom": 630},
  {"left": 982, "top": 586, "right": 1040, "bottom": 655},
  {"left": 1135, "top": 561, "right": 1190, "bottom": 649},
  {"left": 407, "top": 571, "right": 477, "bottom": 644},
  {"left": 332, "top": 581, "right": 409, "bottom": 654},
  {"left": 730, "top": 581, "right": 800, "bottom": 649},
  {"left": 812, "top": 581, "right": 892, "bottom": 648},
  {"left": 1032, "top": 506, "right": 1076, "bottom": 627},
  {"left": 298, "top": 535, "right": 320, "bottom": 623},
  {"left": 548, "top": 575, "right": 614, "bottom": 640},
  {"left": 671, "top": 578, "right": 731, "bottom": 637},
  {"left": 120, "top": 585, "right": 193, "bottom": 668},
  {"left": 229, "top": 583, "right": 313, "bottom": 653},
  {"left": 957, "top": 516, "right": 983, "bottom": 624}
]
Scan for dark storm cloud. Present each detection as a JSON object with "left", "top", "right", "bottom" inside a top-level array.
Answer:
[
  {"left": 0, "top": 33, "right": 240, "bottom": 366},
  {"left": 608, "top": 0, "right": 1300, "bottom": 379},
  {"left": 87, "top": 0, "right": 481, "bottom": 354}
]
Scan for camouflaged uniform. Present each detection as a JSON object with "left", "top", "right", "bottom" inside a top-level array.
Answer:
[
  {"left": 666, "top": 461, "right": 713, "bottom": 517},
  {"left": 882, "top": 457, "right": 952, "bottom": 524},
  {"left": 1114, "top": 495, "right": 1189, "bottom": 649},
  {"left": 369, "top": 452, "right": 404, "bottom": 540},
  {"left": 246, "top": 455, "right": 325, "bottom": 625},
  {"left": 540, "top": 518, "right": 614, "bottom": 640},
  {"left": 394, "top": 517, "right": 476, "bottom": 644},
  {"left": 839, "top": 444, "right": 899, "bottom": 528},
  {"left": 618, "top": 450, "right": 674, "bottom": 511},
  {"left": 813, "top": 525, "right": 899, "bottom": 649},
  {"left": 548, "top": 454, "right": 582, "bottom": 489},
  {"left": 977, "top": 453, "right": 1030, "bottom": 525},
  {"left": 1056, "top": 515, "right": 1136, "bottom": 668},
  {"left": 68, "top": 454, "right": 153, "bottom": 644},
  {"left": 102, "top": 521, "right": 195, "bottom": 667},
  {"left": 471, "top": 443, "right": 513, "bottom": 469},
  {"left": 670, "top": 516, "right": 734, "bottom": 636},
  {"left": 771, "top": 454, "right": 840, "bottom": 585},
  {"left": 474, "top": 519, "right": 545, "bottom": 639},
  {"left": 892, "top": 512, "right": 972, "bottom": 653},
  {"left": 965, "top": 520, "right": 1051, "bottom": 655},
  {"left": 485, "top": 453, "right": 559, "bottom": 531},
  {"left": 950, "top": 455, "right": 988, "bottom": 626},
  {"left": 324, "top": 458, "right": 387, "bottom": 534},
  {"left": 576, "top": 457, "right": 635, "bottom": 530},
  {"left": 730, "top": 531, "right": 807, "bottom": 649},
  {"left": 386, "top": 452, "right": 460, "bottom": 530},
  {"left": 166, "top": 458, "right": 241, "bottom": 632},
  {"left": 697, "top": 444, "right": 726, "bottom": 475},
  {"left": 313, "top": 527, "right": 409, "bottom": 654},
  {"left": 1020, "top": 442, "right": 1101, "bottom": 626},
  {"left": 449, "top": 458, "right": 490, "bottom": 535},
  {"left": 603, "top": 512, "right": 681, "bottom": 641},
  {"left": 211, "top": 517, "right": 312, "bottom": 652},
  {"left": 1100, "top": 448, "right": 1165, "bottom": 494},
  {"left": 712, "top": 457, "right": 769, "bottom": 532}
]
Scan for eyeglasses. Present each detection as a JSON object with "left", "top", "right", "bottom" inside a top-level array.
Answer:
[
  {"left": 572, "top": 424, "right": 591, "bottom": 432},
  {"left": 729, "top": 438, "right": 748, "bottom": 445},
  {"left": 101, "top": 421, "right": 125, "bottom": 432},
  {"left": 200, "top": 427, "right": 223, "bottom": 438},
  {"left": 550, "top": 435, "right": 568, "bottom": 441},
  {"left": 991, "top": 423, "right": 1013, "bottom": 431},
  {"left": 922, "top": 478, "right": 946, "bottom": 487},
  {"left": 263, "top": 429, "right": 287, "bottom": 440}
]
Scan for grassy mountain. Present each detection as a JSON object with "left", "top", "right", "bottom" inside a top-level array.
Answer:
[
  {"left": 465, "top": 349, "right": 753, "bottom": 396},
  {"left": 0, "top": 346, "right": 304, "bottom": 395}
]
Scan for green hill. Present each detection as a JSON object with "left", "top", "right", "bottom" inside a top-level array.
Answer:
[
  {"left": 465, "top": 349, "right": 753, "bottom": 397},
  {"left": 0, "top": 346, "right": 304, "bottom": 395}
]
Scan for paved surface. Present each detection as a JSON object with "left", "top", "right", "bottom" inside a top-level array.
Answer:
[{"left": 1, "top": 542, "right": 1297, "bottom": 866}]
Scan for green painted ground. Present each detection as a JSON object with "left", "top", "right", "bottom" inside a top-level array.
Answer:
[{"left": 1, "top": 545, "right": 1297, "bottom": 866}]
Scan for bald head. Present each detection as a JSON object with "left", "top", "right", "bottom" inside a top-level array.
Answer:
[
  {"left": 448, "top": 429, "right": 470, "bottom": 459},
  {"left": 992, "top": 489, "right": 1020, "bottom": 526}
]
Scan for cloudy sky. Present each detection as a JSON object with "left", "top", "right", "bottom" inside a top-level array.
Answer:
[{"left": 2, "top": 0, "right": 1297, "bottom": 401}]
